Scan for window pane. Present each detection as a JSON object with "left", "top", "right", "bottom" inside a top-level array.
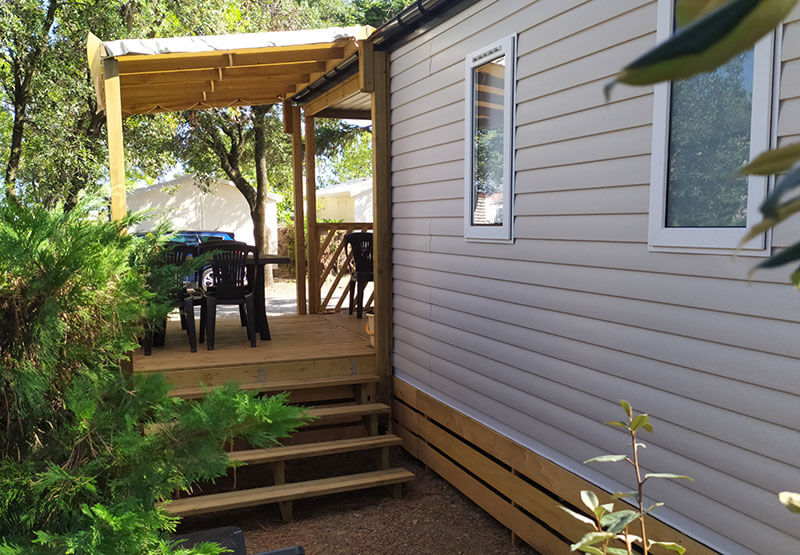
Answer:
[
  {"left": 666, "top": 49, "right": 753, "bottom": 227},
  {"left": 472, "top": 55, "right": 505, "bottom": 226}
]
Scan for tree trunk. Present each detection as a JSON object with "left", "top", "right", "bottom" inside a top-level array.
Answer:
[{"left": 253, "top": 105, "right": 273, "bottom": 284}]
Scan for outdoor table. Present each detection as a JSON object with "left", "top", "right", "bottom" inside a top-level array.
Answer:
[{"left": 249, "top": 254, "right": 290, "bottom": 341}]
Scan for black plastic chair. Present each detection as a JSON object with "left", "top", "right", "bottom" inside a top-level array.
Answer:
[
  {"left": 344, "top": 232, "right": 373, "bottom": 319},
  {"left": 201, "top": 243, "right": 257, "bottom": 350}
]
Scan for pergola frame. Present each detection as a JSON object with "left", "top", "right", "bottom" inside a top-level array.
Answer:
[{"left": 88, "top": 26, "right": 392, "bottom": 401}]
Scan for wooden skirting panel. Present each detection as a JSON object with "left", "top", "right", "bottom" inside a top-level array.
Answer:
[{"left": 392, "top": 378, "right": 716, "bottom": 555}]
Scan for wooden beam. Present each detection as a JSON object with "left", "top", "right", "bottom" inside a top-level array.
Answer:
[
  {"left": 313, "top": 108, "right": 372, "bottom": 120},
  {"left": 122, "top": 74, "right": 307, "bottom": 97},
  {"left": 370, "top": 50, "right": 391, "bottom": 404},
  {"left": 358, "top": 40, "right": 374, "bottom": 93},
  {"left": 302, "top": 73, "right": 361, "bottom": 117},
  {"left": 282, "top": 100, "right": 293, "bottom": 134},
  {"left": 119, "top": 61, "right": 327, "bottom": 87},
  {"left": 117, "top": 45, "right": 344, "bottom": 75},
  {"left": 291, "top": 105, "right": 307, "bottom": 315},
  {"left": 305, "top": 114, "right": 319, "bottom": 314},
  {"left": 123, "top": 94, "right": 290, "bottom": 115},
  {"left": 122, "top": 86, "right": 289, "bottom": 108},
  {"left": 103, "top": 58, "right": 126, "bottom": 221}
]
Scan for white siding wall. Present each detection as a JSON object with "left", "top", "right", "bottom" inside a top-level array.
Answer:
[{"left": 389, "top": 1, "right": 800, "bottom": 553}]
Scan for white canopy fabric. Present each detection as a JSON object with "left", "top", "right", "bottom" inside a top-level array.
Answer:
[{"left": 102, "top": 26, "right": 367, "bottom": 58}]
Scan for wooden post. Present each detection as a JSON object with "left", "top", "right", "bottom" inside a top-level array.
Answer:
[
  {"left": 370, "top": 50, "right": 392, "bottom": 405},
  {"left": 305, "top": 114, "right": 320, "bottom": 314},
  {"left": 291, "top": 105, "right": 307, "bottom": 315},
  {"left": 103, "top": 58, "right": 126, "bottom": 221}
]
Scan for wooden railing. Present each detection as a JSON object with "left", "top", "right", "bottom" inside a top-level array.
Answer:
[{"left": 308, "top": 222, "right": 373, "bottom": 314}]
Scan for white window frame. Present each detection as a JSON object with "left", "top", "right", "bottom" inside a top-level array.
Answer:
[
  {"left": 649, "top": 0, "right": 776, "bottom": 255},
  {"left": 464, "top": 34, "right": 516, "bottom": 243}
]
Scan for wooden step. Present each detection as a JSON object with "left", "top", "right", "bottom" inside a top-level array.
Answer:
[
  {"left": 164, "top": 468, "right": 415, "bottom": 517},
  {"left": 229, "top": 434, "right": 403, "bottom": 465},
  {"left": 305, "top": 402, "right": 389, "bottom": 421},
  {"left": 169, "top": 374, "right": 380, "bottom": 399}
]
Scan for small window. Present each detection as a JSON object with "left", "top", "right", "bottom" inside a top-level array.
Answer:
[
  {"left": 649, "top": 0, "right": 775, "bottom": 253},
  {"left": 464, "top": 35, "right": 515, "bottom": 242}
]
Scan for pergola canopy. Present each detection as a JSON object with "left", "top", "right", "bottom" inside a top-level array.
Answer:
[{"left": 88, "top": 26, "right": 373, "bottom": 115}]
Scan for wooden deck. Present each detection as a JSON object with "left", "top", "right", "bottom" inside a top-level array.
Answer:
[{"left": 133, "top": 312, "right": 375, "bottom": 386}]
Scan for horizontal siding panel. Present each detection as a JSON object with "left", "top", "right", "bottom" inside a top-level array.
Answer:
[
  {"left": 515, "top": 213, "right": 647, "bottom": 242},
  {"left": 392, "top": 250, "right": 800, "bottom": 321},
  {"left": 516, "top": 94, "right": 654, "bottom": 151},
  {"left": 782, "top": 20, "right": 800, "bottom": 61},
  {"left": 392, "top": 179, "right": 462, "bottom": 203},
  {"left": 515, "top": 155, "right": 652, "bottom": 192},
  {"left": 391, "top": 63, "right": 462, "bottom": 114},
  {"left": 392, "top": 160, "right": 463, "bottom": 188},
  {"left": 777, "top": 96, "right": 800, "bottom": 137},
  {"left": 514, "top": 185, "right": 649, "bottom": 215},
  {"left": 393, "top": 199, "right": 461, "bottom": 219},
  {"left": 392, "top": 234, "right": 430, "bottom": 253},
  {"left": 392, "top": 140, "right": 462, "bottom": 172},
  {"left": 516, "top": 34, "right": 655, "bottom": 104},
  {"left": 779, "top": 58, "right": 800, "bottom": 100},
  {"left": 392, "top": 100, "right": 461, "bottom": 139},
  {"left": 424, "top": 236, "right": 790, "bottom": 284},
  {"left": 392, "top": 121, "right": 462, "bottom": 158},
  {"left": 516, "top": 1, "right": 655, "bottom": 77},
  {"left": 392, "top": 81, "right": 461, "bottom": 122},
  {"left": 392, "top": 217, "right": 431, "bottom": 236},
  {"left": 392, "top": 287, "right": 800, "bottom": 428},
  {"left": 516, "top": 125, "right": 652, "bottom": 171},
  {"left": 395, "top": 313, "right": 800, "bottom": 474}
]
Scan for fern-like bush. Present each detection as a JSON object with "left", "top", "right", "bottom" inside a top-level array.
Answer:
[{"left": 0, "top": 198, "right": 307, "bottom": 554}]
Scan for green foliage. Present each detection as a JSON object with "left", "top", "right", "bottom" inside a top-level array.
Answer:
[
  {"left": 316, "top": 122, "right": 373, "bottom": 188},
  {"left": 331, "top": 0, "right": 412, "bottom": 27},
  {"left": 0, "top": 196, "right": 307, "bottom": 553},
  {"left": 561, "top": 401, "right": 691, "bottom": 555}
]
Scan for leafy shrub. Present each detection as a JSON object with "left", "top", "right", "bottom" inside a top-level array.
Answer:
[{"left": 0, "top": 198, "right": 307, "bottom": 554}]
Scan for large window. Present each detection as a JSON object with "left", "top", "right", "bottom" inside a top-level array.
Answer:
[
  {"left": 649, "top": 0, "right": 775, "bottom": 253},
  {"left": 464, "top": 35, "right": 515, "bottom": 242}
]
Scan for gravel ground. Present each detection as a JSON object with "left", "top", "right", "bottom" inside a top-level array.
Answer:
[{"left": 177, "top": 450, "right": 536, "bottom": 555}]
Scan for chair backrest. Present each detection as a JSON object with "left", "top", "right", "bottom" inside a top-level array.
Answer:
[
  {"left": 204, "top": 243, "right": 256, "bottom": 299},
  {"left": 162, "top": 243, "right": 199, "bottom": 295},
  {"left": 344, "top": 232, "right": 373, "bottom": 274}
]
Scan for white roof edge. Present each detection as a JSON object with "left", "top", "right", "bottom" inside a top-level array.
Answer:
[{"left": 102, "top": 26, "right": 369, "bottom": 58}]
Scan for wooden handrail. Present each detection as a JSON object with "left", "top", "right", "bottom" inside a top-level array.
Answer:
[{"left": 309, "top": 222, "right": 373, "bottom": 314}]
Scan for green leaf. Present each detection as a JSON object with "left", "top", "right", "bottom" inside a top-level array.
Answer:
[
  {"left": 779, "top": 491, "right": 800, "bottom": 513},
  {"left": 791, "top": 266, "right": 800, "bottom": 287},
  {"left": 676, "top": 0, "right": 730, "bottom": 26},
  {"left": 570, "top": 532, "right": 615, "bottom": 552},
  {"left": 649, "top": 540, "right": 688, "bottom": 554},
  {"left": 607, "top": 0, "right": 797, "bottom": 93},
  {"left": 612, "top": 491, "right": 639, "bottom": 500},
  {"left": 560, "top": 505, "right": 597, "bottom": 526},
  {"left": 739, "top": 196, "right": 800, "bottom": 247},
  {"left": 584, "top": 454, "right": 628, "bottom": 464},
  {"left": 619, "top": 400, "right": 632, "bottom": 418},
  {"left": 606, "top": 420, "right": 628, "bottom": 428},
  {"left": 760, "top": 164, "right": 800, "bottom": 218},
  {"left": 644, "top": 502, "right": 665, "bottom": 514},
  {"left": 600, "top": 510, "right": 641, "bottom": 534},
  {"left": 581, "top": 490, "right": 600, "bottom": 511},
  {"left": 754, "top": 242, "right": 800, "bottom": 271},
  {"left": 630, "top": 414, "right": 650, "bottom": 432},
  {"left": 740, "top": 143, "right": 800, "bottom": 175},
  {"left": 643, "top": 473, "right": 694, "bottom": 482},
  {"left": 606, "top": 548, "right": 630, "bottom": 555},
  {"left": 576, "top": 547, "right": 604, "bottom": 555}
]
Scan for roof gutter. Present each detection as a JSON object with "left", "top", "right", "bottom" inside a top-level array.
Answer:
[{"left": 293, "top": 0, "right": 476, "bottom": 105}]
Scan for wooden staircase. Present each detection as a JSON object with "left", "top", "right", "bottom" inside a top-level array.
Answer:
[{"left": 161, "top": 371, "right": 413, "bottom": 521}]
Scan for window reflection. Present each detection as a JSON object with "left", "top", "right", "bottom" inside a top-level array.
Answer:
[
  {"left": 471, "top": 55, "right": 505, "bottom": 226},
  {"left": 666, "top": 49, "right": 753, "bottom": 228}
]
